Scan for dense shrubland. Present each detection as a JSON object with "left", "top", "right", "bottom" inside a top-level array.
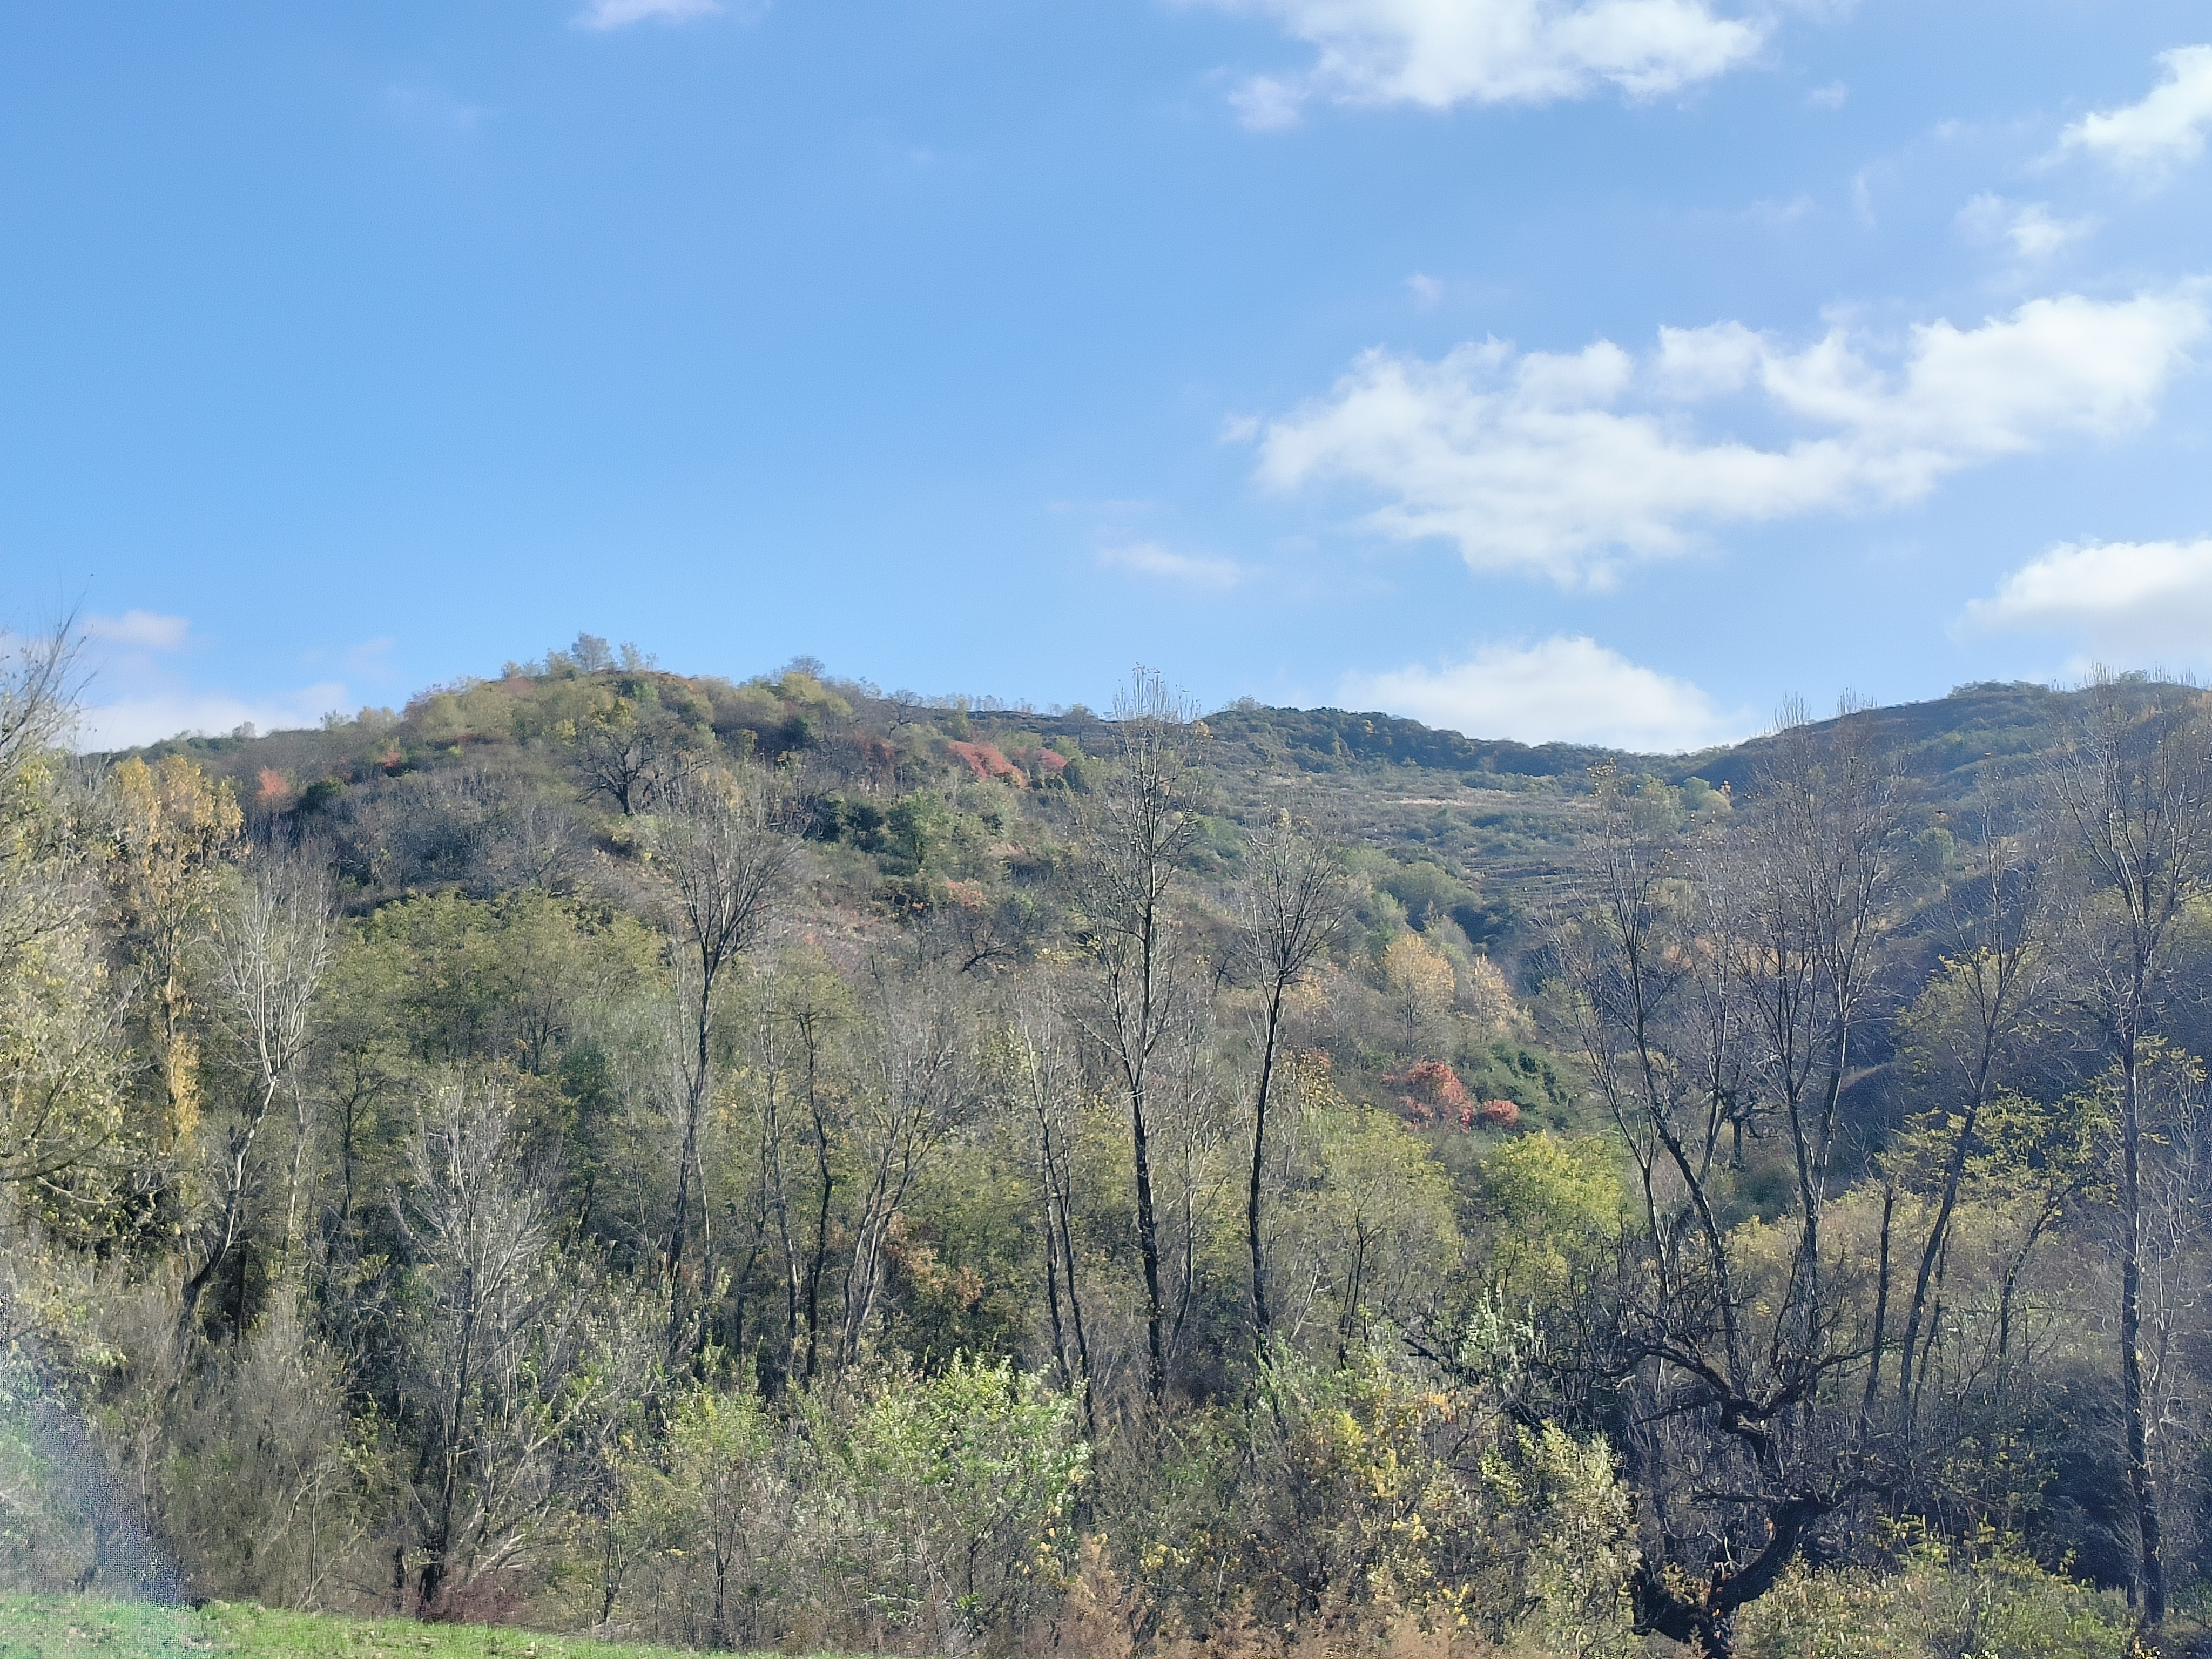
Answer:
[{"left": 0, "top": 631, "right": 2200, "bottom": 1657}]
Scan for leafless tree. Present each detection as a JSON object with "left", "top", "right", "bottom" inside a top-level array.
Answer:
[
  {"left": 1720, "top": 703, "right": 1903, "bottom": 1357},
  {"left": 397, "top": 1083, "right": 652, "bottom": 1614},
  {"left": 1003, "top": 999, "right": 1095, "bottom": 1433},
  {"left": 1071, "top": 669, "right": 1205, "bottom": 1406},
  {"left": 2045, "top": 674, "right": 2212, "bottom": 1624},
  {"left": 1890, "top": 810, "right": 2057, "bottom": 1425},
  {"left": 649, "top": 769, "right": 798, "bottom": 1354},
  {"left": 1237, "top": 810, "right": 1351, "bottom": 1346},
  {"left": 837, "top": 962, "right": 969, "bottom": 1370},
  {"left": 1552, "top": 764, "right": 1881, "bottom": 1657},
  {"left": 574, "top": 697, "right": 705, "bottom": 817},
  {"left": 179, "top": 854, "right": 332, "bottom": 1340}
]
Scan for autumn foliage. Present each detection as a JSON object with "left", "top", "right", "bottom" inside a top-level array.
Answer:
[
  {"left": 947, "top": 739, "right": 1025, "bottom": 784},
  {"left": 1384, "top": 1059, "right": 1518, "bottom": 1132}
]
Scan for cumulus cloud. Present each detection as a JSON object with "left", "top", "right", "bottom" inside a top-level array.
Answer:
[
  {"left": 1955, "top": 194, "right": 2094, "bottom": 263},
  {"left": 2059, "top": 45, "right": 2212, "bottom": 180},
  {"left": 1099, "top": 542, "right": 1256, "bottom": 589},
  {"left": 1251, "top": 287, "right": 2206, "bottom": 585},
  {"left": 1340, "top": 635, "right": 1750, "bottom": 751},
  {"left": 84, "top": 610, "right": 190, "bottom": 651},
  {"left": 1962, "top": 538, "right": 2212, "bottom": 663},
  {"left": 1201, "top": 0, "right": 1766, "bottom": 126},
  {"left": 76, "top": 683, "right": 350, "bottom": 753},
  {"left": 575, "top": 0, "right": 721, "bottom": 31}
]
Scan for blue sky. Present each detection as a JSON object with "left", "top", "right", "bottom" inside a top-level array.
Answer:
[{"left": 6, "top": 1, "right": 2211, "bottom": 752}]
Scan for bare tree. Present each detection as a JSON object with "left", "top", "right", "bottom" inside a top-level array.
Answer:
[
  {"left": 574, "top": 697, "right": 706, "bottom": 817},
  {"left": 2045, "top": 675, "right": 2212, "bottom": 1625},
  {"left": 1002, "top": 1000, "right": 1095, "bottom": 1433},
  {"left": 649, "top": 770, "right": 798, "bottom": 1354},
  {"left": 1071, "top": 669, "right": 1205, "bottom": 1406},
  {"left": 179, "top": 854, "right": 332, "bottom": 1340},
  {"left": 1720, "top": 704, "right": 1901, "bottom": 1358},
  {"left": 1552, "top": 766, "right": 1879, "bottom": 1657},
  {"left": 398, "top": 1083, "right": 651, "bottom": 1613},
  {"left": 837, "top": 961, "right": 968, "bottom": 1369},
  {"left": 1237, "top": 811, "right": 1351, "bottom": 1347},
  {"left": 1890, "top": 811, "right": 2056, "bottom": 1425}
]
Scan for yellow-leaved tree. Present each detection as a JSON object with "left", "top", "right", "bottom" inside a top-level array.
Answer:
[{"left": 107, "top": 754, "right": 241, "bottom": 1139}]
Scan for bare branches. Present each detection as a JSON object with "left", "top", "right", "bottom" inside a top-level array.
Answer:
[
  {"left": 1238, "top": 810, "right": 1351, "bottom": 1345},
  {"left": 179, "top": 853, "right": 333, "bottom": 1338},
  {"left": 0, "top": 622, "right": 78, "bottom": 793},
  {"left": 647, "top": 767, "right": 801, "bottom": 1352},
  {"left": 1070, "top": 668, "right": 1207, "bottom": 1407},
  {"left": 2041, "top": 674, "right": 2212, "bottom": 1624}
]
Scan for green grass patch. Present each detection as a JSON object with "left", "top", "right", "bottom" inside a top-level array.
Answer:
[{"left": 0, "top": 1596, "right": 798, "bottom": 1659}]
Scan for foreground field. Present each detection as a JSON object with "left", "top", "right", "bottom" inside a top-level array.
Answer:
[{"left": 0, "top": 1599, "right": 771, "bottom": 1659}]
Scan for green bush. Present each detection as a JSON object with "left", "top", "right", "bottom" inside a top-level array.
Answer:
[{"left": 1733, "top": 1535, "right": 2135, "bottom": 1659}]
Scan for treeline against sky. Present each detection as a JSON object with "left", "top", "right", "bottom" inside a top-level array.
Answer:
[{"left": 0, "top": 631, "right": 2204, "bottom": 1658}]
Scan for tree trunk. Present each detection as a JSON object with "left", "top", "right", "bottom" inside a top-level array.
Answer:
[
  {"left": 2120, "top": 1041, "right": 2165, "bottom": 1622},
  {"left": 1246, "top": 982, "right": 1285, "bottom": 1347}
]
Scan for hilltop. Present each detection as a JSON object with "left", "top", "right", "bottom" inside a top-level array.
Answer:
[{"left": 119, "top": 649, "right": 2092, "bottom": 952}]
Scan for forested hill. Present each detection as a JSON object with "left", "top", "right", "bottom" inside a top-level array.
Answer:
[
  {"left": 14, "top": 631, "right": 2212, "bottom": 1651},
  {"left": 120, "top": 652, "right": 2082, "bottom": 940}
]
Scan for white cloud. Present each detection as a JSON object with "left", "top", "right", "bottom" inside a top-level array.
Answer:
[
  {"left": 1407, "top": 272, "right": 1445, "bottom": 307},
  {"left": 1199, "top": 0, "right": 1766, "bottom": 125},
  {"left": 76, "top": 683, "right": 350, "bottom": 753},
  {"left": 2059, "top": 45, "right": 2212, "bottom": 180},
  {"left": 1963, "top": 538, "right": 2212, "bottom": 662},
  {"left": 575, "top": 0, "right": 721, "bottom": 31},
  {"left": 1748, "top": 193, "right": 1812, "bottom": 225},
  {"left": 1340, "top": 635, "right": 1750, "bottom": 751},
  {"left": 1099, "top": 542, "right": 1257, "bottom": 589},
  {"left": 1806, "top": 80, "right": 1846, "bottom": 110},
  {"left": 1955, "top": 194, "right": 2094, "bottom": 262},
  {"left": 1251, "top": 287, "right": 2207, "bottom": 585},
  {"left": 84, "top": 610, "right": 189, "bottom": 651},
  {"left": 1850, "top": 168, "right": 1875, "bottom": 225}
]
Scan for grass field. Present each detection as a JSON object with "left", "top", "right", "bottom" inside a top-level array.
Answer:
[{"left": 0, "top": 1597, "right": 768, "bottom": 1659}]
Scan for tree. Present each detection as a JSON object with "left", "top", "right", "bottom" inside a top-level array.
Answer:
[
  {"left": 0, "top": 623, "right": 75, "bottom": 798},
  {"left": 2045, "top": 676, "right": 2212, "bottom": 1625},
  {"left": 1380, "top": 932, "right": 1454, "bottom": 1054},
  {"left": 1071, "top": 669, "right": 1205, "bottom": 1406},
  {"left": 997, "top": 1002, "right": 1095, "bottom": 1432},
  {"left": 397, "top": 1083, "right": 651, "bottom": 1614},
  {"left": 0, "top": 622, "right": 119, "bottom": 1191},
  {"left": 107, "top": 755, "right": 242, "bottom": 1140},
  {"left": 574, "top": 691, "right": 707, "bottom": 817},
  {"left": 1237, "top": 811, "right": 1350, "bottom": 1346},
  {"left": 179, "top": 853, "right": 332, "bottom": 1340},
  {"left": 1552, "top": 764, "right": 1883, "bottom": 1656},
  {"left": 1721, "top": 704, "right": 1901, "bottom": 1369},
  {"left": 1889, "top": 814, "right": 2055, "bottom": 1426},
  {"left": 835, "top": 961, "right": 969, "bottom": 1370},
  {"left": 647, "top": 768, "right": 797, "bottom": 1355}
]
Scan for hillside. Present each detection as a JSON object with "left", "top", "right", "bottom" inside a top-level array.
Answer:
[
  {"left": 120, "top": 654, "right": 2088, "bottom": 951},
  {"left": 13, "top": 640, "right": 2200, "bottom": 1651}
]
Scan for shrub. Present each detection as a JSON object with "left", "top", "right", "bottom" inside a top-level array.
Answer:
[{"left": 1732, "top": 1534, "right": 2135, "bottom": 1659}]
